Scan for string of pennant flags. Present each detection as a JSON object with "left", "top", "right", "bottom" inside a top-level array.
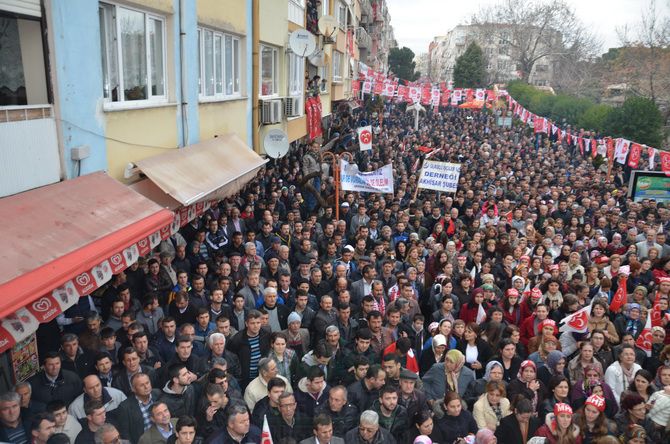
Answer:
[{"left": 353, "top": 62, "right": 669, "bottom": 175}]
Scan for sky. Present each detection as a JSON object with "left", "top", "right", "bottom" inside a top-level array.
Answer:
[{"left": 386, "top": 0, "right": 670, "bottom": 56}]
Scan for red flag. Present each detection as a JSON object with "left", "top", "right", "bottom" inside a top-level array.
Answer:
[
  {"left": 578, "top": 137, "right": 584, "bottom": 156},
  {"left": 591, "top": 138, "right": 598, "bottom": 158},
  {"left": 609, "top": 276, "right": 627, "bottom": 313},
  {"left": 659, "top": 151, "right": 670, "bottom": 176},
  {"left": 397, "top": 85, "right": 409, "bottom": 101},
  {"left": 417, "top": 146, "right": 433, "bottom": 153},
  {"left": 465, "top": 89, "right": 474, "bottom": 102},
  {"left": 533, "top": 117, "right": 547, "bottom": 133},
  {"left": 606, "top": 138, "right": 615, "bottom": 160},
  {"left": 651, "top": 291, "right": 664, "bottom": 327},
  {"left": 628, "top": 143, "right": 642, "bottom": 168},
  {"left": 635, "top": 311, "right": 653, "bottom": 357},
  {"left": 373, "top": 82, "right": 383, "bottom": 95}
]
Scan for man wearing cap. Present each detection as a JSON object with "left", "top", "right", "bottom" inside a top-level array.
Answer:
[{"left": 397, "top": 368, "right": 428, "bottom": 420}]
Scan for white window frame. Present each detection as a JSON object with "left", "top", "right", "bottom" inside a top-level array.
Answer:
[
  {"left": 288, "top": 0, "right": 306, "bottom": 25},
  {"left": 99, "top": 2, "right": 168, "bottom": 108},
  {"left": 332, "top": 51, "right": 343, "bottom": 83},
  {"left": 259, "top": 44, "right": 279, "bottom": 97},
  {"left": 337, "top": 1, "right": 347, "bottom": 29},
  {"left": 197, "top": 26, "right": 242, "bottom": 101},
  {"left": 319, "top": 65, "right": 328, "bottom": 93},
  {"left": 321, "top": 0, "right": 330, "bottom": 17},
  {"left": 287, "top": 52, "right": 305, "bottom": 117}
]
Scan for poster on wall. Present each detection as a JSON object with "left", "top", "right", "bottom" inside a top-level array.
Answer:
[{"left": 11, "top": 334, "right": 39, "bottom": 383}]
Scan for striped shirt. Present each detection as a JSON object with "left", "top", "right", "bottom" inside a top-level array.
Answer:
[{"left": 248, "top": 334, "right": 261, "bottom": 378}]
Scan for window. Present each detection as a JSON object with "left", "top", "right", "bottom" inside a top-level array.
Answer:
[
  {"left": 99, "top": 3, "right": 166, "bottom": 104},
  {"left": 319, "top": 65, "right": 328, "bottom": 92},
  {"left": 332, "top": 51, "right": 343, "bottom": 82},
  {"left": 260, "top": 45, "right": 278, "bottom": 96},
  {"left": 321, "top": 0, "right": 330, "bottom": 16},
  {"left": 288, "top": 52, "right": 304, "bottom": 97},
  {"left": 337, "top": 1, "right": 347, "bottom": 28},
  {"left": 288, "top": 0, "right": 305, "bottom": 25},
  {"left": 197, "top": 27, "right": 241, "bottom": 99}
]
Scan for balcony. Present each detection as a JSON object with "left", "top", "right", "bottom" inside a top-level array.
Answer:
[
  {"left": 359, "top": 0, "right": 372, "bottom": 24},
  {"left": 356, "top": 27, "right": 371, "bottom": 49}
]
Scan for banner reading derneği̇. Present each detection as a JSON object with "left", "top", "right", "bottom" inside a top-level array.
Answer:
[
  {"left": 340, "top": 159, "right": 394, "bottom": 194},
  {"left": 417, "top": 160, "right": 461, "bottom": 192}
]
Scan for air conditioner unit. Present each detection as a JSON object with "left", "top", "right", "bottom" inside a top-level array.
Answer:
[
  {"left": 285, "top": 97, "right": 302, "bottom": 118},
  {"left": 260, "top": 99, "right": 283, "bottom": 124}
]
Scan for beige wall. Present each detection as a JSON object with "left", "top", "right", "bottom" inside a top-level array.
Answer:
[
  {"left": 105, "top": 106, "right": 179, "bottom": 180},
  {"left": 17, "top": 19, "right": 47, "bottom": 105},
  {"left": 199, "top": 100, "right": 248, "bottom": 144},
  {"left": 197, "top": 0, "right": 246, "bottom": 33}
]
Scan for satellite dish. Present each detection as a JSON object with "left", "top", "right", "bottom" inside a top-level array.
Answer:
[
  {"left": 318, "top": 15, "right": 338, "bottom": 41},
  {"left": 289, "top": 29, "right": 316, "bottom": 57},
  {"left": 263, "top": 129, "right": 290, "bottom": 159},
  {"left": 308, "top": 49, "right": 326, "bottom": 67}
]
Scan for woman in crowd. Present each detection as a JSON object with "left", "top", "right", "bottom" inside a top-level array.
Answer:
[
  {"left": 571, "top": 364, "right": 619, "bottom": 417},
  {"left": 624, "top": 369, "right": 656, "bottom": 405},
  {"left": 614, "top": 303, "right": 645, "bottom": 340},
  {"left": 495, "top": 338, "right": 523, "bottom": 384},
  {"left": 464, "top": 360, "right": 505, "bottom": 408},
  {"left": 507, "top": 360, "right": 548, "bottom": 415},
  {"left": 614, "top": 393, "right": 652, "bottom": 438},
  {"left": 473, "top": 380, "right": 511, "bottom": 431},
  {"left": 572, "top": 395, "right": 617, "bottom": 444},
  {"left": 534, "top": 403, "right": 582, "bottom": 444},
  {"left": 458, "top": 322, "right": 493, "bottom": 378},
  {"left": 419, "top": 333, "right": 447, "bottom": 376},
  {"left": 587, "top": 299, "right": 620, "bottom": 344},
  {"left": 538, "top": 350, "right": 568, "bottom": 387},
  {"left": 267, "top": 331, "right": 299, "bottom": 386},
  {"left": 590, "top": 329, "right": 615, "bottom": 370},
  {"left": 568, "top": 342, "right": 603, "bottom": 384},
  {"left": 432, "top": 391, "right": 478, "bottom": 444},
  {"left": 501, "top": 288, "right": 523, "bottom": 326},
  {"left": 528, "top": 334, "right": 559, "bottom": 369},
  {"left": 539, "top": 375, "right": 571, "bottom": 422},
  {"left": 403, "top": 410, "right": 438, "bottom": 444}
]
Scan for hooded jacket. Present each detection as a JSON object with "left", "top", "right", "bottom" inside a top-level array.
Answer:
[
  {"left": 534, "top": 412, "right": 583, "bottom": 444},
  {"left": 161, "top": 381, "right": 196, "bottom": 417}
]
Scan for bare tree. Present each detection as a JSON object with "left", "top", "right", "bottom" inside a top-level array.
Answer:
[{"left": 471, "top": 0, "right": 600, "bottom": 83}]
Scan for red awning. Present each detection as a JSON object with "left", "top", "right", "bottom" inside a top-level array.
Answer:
[{"left": 0, "top": 172, "right": 174, "bottom": 352}]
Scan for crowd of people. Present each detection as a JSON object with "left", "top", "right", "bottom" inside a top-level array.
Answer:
[{"left": 1, "top": 100, "right": 670, "bottom": 444}]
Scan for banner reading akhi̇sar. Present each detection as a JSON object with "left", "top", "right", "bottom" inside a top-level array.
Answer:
[
  {"left": 417, "top": 160, "right": 461, "bottom": 192},
  {"left": 340, "top": 159, "right": 394, "bottom": 194}
]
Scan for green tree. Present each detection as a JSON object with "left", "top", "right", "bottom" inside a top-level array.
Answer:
[
  {"left": 453, "top": 42, "right": 487, "bottom": 88},
  {"left": 388, "top": 47, "right": 419, "bottom": 81},
  {"left": 603, "top": 96, "right": 664, "bottom": 147},
  {"left": 578, "top": 104, "right": 613, "bottom": 131}
]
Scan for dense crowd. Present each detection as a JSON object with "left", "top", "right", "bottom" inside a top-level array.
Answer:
[{"left": 1, "top": 101, "right": 670, "bottom": 444}]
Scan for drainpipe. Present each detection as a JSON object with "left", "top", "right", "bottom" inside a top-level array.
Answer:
[
  {"left": 246, "top": 0, "right": 253, "bottom": 148},
  {"left": 252, "top": 0, "right": 260, "bottom": 152},
  {"left": 179, "top": 0, "right": 188, "bottom": 147}
]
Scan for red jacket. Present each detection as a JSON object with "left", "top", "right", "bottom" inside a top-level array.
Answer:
[
  {"left": 520, "top": 314, "right": 539, "bottom": 347},
  {"left": 460, "top": 302, "right": 489, "bottom": 325},
  {"left": 383, "top": 342, "right": 419, "bottom": 373}
]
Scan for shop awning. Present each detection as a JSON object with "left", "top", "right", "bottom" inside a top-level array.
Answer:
[
  {"left": 0, "top": 172, "right": 174, "bottom": 352},
  {"left": 134, "top": 134, "right": 268, "bottom": 207}
]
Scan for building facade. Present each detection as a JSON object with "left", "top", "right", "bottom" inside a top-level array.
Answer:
[
  {"left": 0, "top": 0, "right": 395, "bottom": 198},
  {"left": 427, "top": 24, "right": 556, "bottom": 87}
]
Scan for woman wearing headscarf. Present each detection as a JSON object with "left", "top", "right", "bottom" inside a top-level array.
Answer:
[
  {"left": 614, "top": 303, "right": 645, "bottom": 340},
  {"left": 422, "top": 349, "right": 476, "bottom": 402},
  {"left": 506, "top": 360, "right": 548, "bottom": 415},
  {"left": 538, "top": 350, "right": 568, "bottom": 387},
  {"left": 464, "top": 360, "right": 506, "bottom": 409},
  {"left": 419, "top": 333, "right": 447, "bottom": 376},
  {"left": 570, "top": 365, "right": 618, "bottom": 418}
]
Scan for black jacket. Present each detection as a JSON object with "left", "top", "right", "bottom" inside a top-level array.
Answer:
[
  {"left": 315, "top": 402, "right": 358, "bottom": 438},
  {"left": 227, "top": 328, "right": 271, "bottom": 386},
  {"left": 433, "top": 409, "right": 478, "bottom": 444},
  {"left": 112, "top": 366, "right": 156, "bottom": 397},
  {"left": 346, "top": 379, "right": 378, "bottom": 412},
  {"left": 29, "top": 369, "right": 83, "bottom": 405},
  {"left": 115, "top": 389, "right": 163, "bottom": 444},
  {"left": 261, "top": 303, "right": 291, "bottom": 330},
  {"left": 0, "top": 408, "right": 31, "bottom": 443},
  {"left": 161, "top": 383, "right": 196, "bottom": 417},
  {"left": 494, "top": 413, "right": 541, "bottom": 444},
  {"left": 268, "top": 411, "right": 312, "bottom": 442}
]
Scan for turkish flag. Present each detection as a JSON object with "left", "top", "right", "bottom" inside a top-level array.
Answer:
[
  {"left": 533, "top": 117, "right": 547, "bottom": 133},
  {"left": 659, "top": 151, "right": 670, "bottom": 176},
  {"left": 609, "top": 276, "right": 627, "bottom": 313},
  {"left": 628, "top": 143, "right": 642, "bottom": 168},
  {"left": 635, "top": 311, "right": 653, "bottom": 357},
  {"left": 373, "top": 82, "right": 383, "bottom": 95},
  {"left": 397, "top": 85, "right": 408, "bottom": 101}
]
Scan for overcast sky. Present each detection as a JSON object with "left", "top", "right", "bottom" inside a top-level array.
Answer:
[{"left": 386, "top": 0, "right": 670, "bottom": 56}]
